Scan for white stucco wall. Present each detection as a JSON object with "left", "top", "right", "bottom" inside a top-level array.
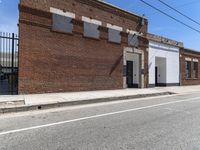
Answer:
[{"left": 148, "top": 41, "right": 180, "bottom": 85}]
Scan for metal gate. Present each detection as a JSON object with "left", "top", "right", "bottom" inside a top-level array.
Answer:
[{"left": 0, "top": 32, "right": 19, "bottom": 95}]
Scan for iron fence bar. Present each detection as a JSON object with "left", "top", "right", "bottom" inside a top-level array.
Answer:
[
  {"left": 15, "top": 34, "right": 18, "bottom": 67},
  {"left": 0, "top": 32, "right": 19, "bottom": 95},
  {"left": 3, "top": 32, "right": 5, "bottom": 67},
  {"left": 0, "top": 35, "right": 18, "bottom": 40},
  {"left": 9, "top": 33, "right": 11, "bottom": 68},
  {"left": 11, "top": 33, "right": 15, "bottom": 94},
  {"left": 1, "top": 67, "right": 18, "bottom": 69},
  {"left": 11, "top": 33, "right": 14, "bottom": 73},
  {"left": 0, "top": 32, "right": 1, "bottom": 67},
  {"left": 6, "top": 32, "right": 7, "bottom": 67}
]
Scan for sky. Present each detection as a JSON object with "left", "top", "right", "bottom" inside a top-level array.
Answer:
[
  {"left": 0, "top": 0, "right": 18, "bottom": 33},
  {"left": 0, "top": 0, "right": 200, "bottom": 50}
]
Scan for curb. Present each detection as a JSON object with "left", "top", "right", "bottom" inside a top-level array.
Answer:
[{"left": 0, "top": 92, "right": 174, "bottom": 114}]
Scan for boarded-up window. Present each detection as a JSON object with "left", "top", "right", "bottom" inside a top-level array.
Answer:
[
  {"left": 52, "top": 14, "right": 73, "bottom": 33},
  {"left": 193, "top": 61, "right": 198, "bottom": 78},
  {"left": 84, "top": 22, "right": 100, "bottom": 39},
  {"left": 128, "top": 34, "right": 139, "bottom": 46},
  {"left": 108, "top": 29, "right": 121, "bottom": 43},
  {"left": 185, "top": 61, "right": 191, "bottom": 79}
]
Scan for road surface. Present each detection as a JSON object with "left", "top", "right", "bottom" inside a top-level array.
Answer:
[{"left": 0, "top": 92, "right": 200, "bottom": 150}]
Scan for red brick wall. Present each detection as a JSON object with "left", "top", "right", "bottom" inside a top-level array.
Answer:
[
  {"left": 180, "top": 48, "right": 200, "bottom": 86},
  {"left": 18, "top": 0, "right": 148, "bottom": 94},
  {"left": 19, "top": 0, "right": 148, "bottom": 33}
]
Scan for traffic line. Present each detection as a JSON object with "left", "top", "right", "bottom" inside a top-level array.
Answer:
[{"left": 0, "top": 96, "right": 200, "bottom": 136}]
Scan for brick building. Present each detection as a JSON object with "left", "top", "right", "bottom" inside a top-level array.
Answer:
[
  {"left": 180, "top": 48, "right": 200, "bottom": 86},
  {"left": 18, "top": 0, "right": 149, "bottom": 94}
]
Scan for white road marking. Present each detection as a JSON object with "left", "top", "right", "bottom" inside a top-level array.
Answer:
[{"left": 0, "top": 96, "right": 200, "bottom": 136}]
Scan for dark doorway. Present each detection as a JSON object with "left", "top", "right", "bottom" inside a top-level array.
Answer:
[
  {"left": 126, "top": 61, "right": 133, "bottom": 88},
  {"left": 155, "top": 66, "right": 158, "bottom": 86}
]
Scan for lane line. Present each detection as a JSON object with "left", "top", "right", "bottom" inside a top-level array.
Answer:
[{"left": 0, "top": 96, "right": 200, "bottom": 136}]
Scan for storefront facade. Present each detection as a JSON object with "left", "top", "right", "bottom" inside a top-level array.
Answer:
[
  {"left": 180, "top": 48, "right": 200, "bottom": 86},
  {"left": 18, "top": 0, "right": 148, "bottom": 94},
  {"left": 147, "top": 33, "right": 183, "bottom": 87}
]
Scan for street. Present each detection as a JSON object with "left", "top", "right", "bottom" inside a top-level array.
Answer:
[{"left": 1, "top": 93, "right": 200, "bottom": 150}]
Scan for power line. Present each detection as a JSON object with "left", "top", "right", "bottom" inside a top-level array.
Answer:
[
  {"left": 148, "top": 0, "right": 200, "bottom": 16},
  {"left": 174, "top": 0, "right": 200, "bottom": 9},
  {"left": 171, "top": 0, "right": 200, "bottom": 9},
  {"left": 140, "top": 0, "right": 200, "bottom": 34},
  {"left": 157, "top": 0, "right": 200, "bottom": 26}
]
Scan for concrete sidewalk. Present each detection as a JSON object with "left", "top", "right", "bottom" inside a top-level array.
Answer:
[{"left": 0, "top": 85, "right": 200, "bottom": 114}]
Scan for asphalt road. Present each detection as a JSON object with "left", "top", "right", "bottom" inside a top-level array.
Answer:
[{"left": 1, "top": 92, "right": 200, "bottom": 150}]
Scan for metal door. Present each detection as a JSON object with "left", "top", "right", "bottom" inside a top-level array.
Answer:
[
  {"left": 126, "top": 61, "right": 133, "bottom": 88},
  {"left": 155, "top": 66, "right": 158, "bottom": 86}
]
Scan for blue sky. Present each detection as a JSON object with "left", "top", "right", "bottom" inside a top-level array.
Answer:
[
  {"left": 0, "top": 0, "right": 200, "bottom": 50},
  {"left": 0, "top": 0, "right": 18, "bottom": 33}
]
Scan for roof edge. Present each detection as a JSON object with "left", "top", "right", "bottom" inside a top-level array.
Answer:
[
  {"left": 147, "top": 33, "right": 184, "bottom": 48},
  {"left": 97, "top": 0, "right": 147, "bottom": 20},
  {"left": 183, "top": 48, "right": 200, "bottom": 54}
]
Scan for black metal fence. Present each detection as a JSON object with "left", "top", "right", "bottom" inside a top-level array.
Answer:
[{"left": 0, "top": 32, "right": 19, "bottom": 95}]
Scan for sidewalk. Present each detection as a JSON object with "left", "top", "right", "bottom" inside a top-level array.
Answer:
[{"left": 1, "top": 85, "right": 200, "bottom": 114}]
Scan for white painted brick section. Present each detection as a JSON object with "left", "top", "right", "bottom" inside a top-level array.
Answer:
[
  {"left": 193, "top": 58, "right": 199, "bottom": 62},
  {"left": 82, "top": 16, "right": 102, "bottom": 25},
  {"left": 50, "top": 7, "right": 75, "bottom": 18},
  {"left": 126, "top": 29, "right": 140, "bottom": 35},
  {"left": 185, "top": 57, "right": 192, "bottom": 61},
  {"left": 149, "top": 41, "right": 180, "bottom": 85},
  {"left": 107, "top": 24, "right": 123, "bottom": 31}
]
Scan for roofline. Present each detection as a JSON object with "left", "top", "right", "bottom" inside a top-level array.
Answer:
[
  {"left": 183, "top": 48, "right": 200, "bottom": 53},
  {"left": 97, "top": 0, "right": 147, "bottom": 20},
  {"left": 147, "top": 33, "right": 184, "bottom": 48}
]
